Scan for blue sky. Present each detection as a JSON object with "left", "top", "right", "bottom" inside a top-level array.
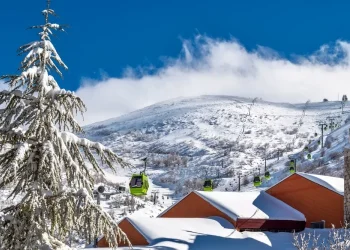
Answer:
[
  {"left": 1, "top": 0, "right": 349, "bottom": 90},
  {"left": 1, "top": 0, "right": 350, "bottom": 124}
]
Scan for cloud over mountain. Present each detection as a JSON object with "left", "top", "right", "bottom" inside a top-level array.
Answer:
[{"left": 76, "top": 36, "right": 350, "bottom": 125}]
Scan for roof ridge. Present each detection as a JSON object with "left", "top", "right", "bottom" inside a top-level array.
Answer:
[
  {"left": 296, "top": 172, "right": 343, "bottom": 196},
  {"left": 193, "top": 191, "right": 239, "bottom": 220},
  {"left": 125, "top": 217, "right": 151, "bottom": 243},
  {"left": 157, "top": 191, "right": 194, "bottom": 217}
]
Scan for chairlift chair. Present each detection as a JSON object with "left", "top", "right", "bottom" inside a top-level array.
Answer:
[{"left": 203, "top": 179, "right": 213, "bottom": 191}]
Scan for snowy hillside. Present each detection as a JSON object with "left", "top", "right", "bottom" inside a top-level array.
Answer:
[{"left": 83, "top": 95, "right": 350, "bottom": 195}]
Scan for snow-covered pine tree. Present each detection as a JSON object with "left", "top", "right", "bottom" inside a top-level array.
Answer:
[{"left": 0, "top": 1, "right": 130, "bottom": 249}]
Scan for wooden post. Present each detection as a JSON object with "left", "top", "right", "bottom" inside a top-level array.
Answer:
[{"left": 344, "top": 148, "right": 350, "bottom": 224}]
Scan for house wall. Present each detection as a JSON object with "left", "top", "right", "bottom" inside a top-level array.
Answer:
[
  {"left": 236, "top": 218, "right": 305, "bottom": 232},
  {"left": 266, "top": 174, "right": 344, "bottom": 228},
  {"left": 97, "top": 218, "right": 149, "bottom": 247},
  {"left": 159, "top": 192, "right": 237, "bottom": 227}
]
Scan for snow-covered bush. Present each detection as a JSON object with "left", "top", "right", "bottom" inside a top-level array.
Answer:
[
  {"left": 297, "top": 132, "right": 310, "bottom": 139},
  {"left": 152, "top": 152, "right": 186, "bottom": 168},
  {"left": 329, "top": 151, "right": 343, "bottom": 161},
  {"left": 174, "top": 178, "right": 203, "bottom": 196},
  {"left": 316, "top": 166, "right": 331, "bottom": 175},
  {"left": 345, "top": 115, "right": 350, "bottom": 124},
  {"left": 309, "top": 143, "right": 319, "bottom": 152},
  {"left": 299, "top": 161, "right": 315, "bottom": 173},
  {"left": 109, "top": 195, "right": 123, "bottom": 209},
  {"left": 242, "top": 176, "right": 250, "bottom": 186},
  {"left": 293, "top": 224, "right": 350, "bottom": 249},
  {"left": 298, "top": 141, "right": 305, "bottom": 148},
  {"left": 285, "top": 127, "right": 298, "bottom": 135},
  {"left": 325, "top": 135, "right": 335, "bottom": 149}
]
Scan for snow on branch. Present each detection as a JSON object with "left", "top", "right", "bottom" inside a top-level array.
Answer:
[
  {"left": 0, "top": 188, "right": 130, "bottom": 249},
  {"left": 60, "top": 130, "right": 130, "bottom": 170},
  {"left": 0, "top": 2, "right": 132, "bottom": 249}
]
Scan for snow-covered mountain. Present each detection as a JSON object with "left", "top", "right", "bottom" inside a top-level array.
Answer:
[{"left": 83, "top": 95, "right": 350, "bottom": 196}]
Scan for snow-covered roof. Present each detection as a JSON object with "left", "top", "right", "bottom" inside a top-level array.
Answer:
[
  {"left": 115, "top": 216, "right": 298, "bottom": 250},
  {"left": 91, "top": 227, "right": 335, "bottom": 250},
  {"left": 158, "top": 190, "right": 305, "bottom": 221},
  {"left": 296, "top": 172, "right": 344, "bottom": 196},
  {"left": 127, "top": 216, "right": 234, "bottom": 244},
  {"left": 195, "top": 191, "right": 305, "bottom": 221},
  {"left": 92, "top": 216, "right": 336, "bottom": 250},
  {"left": 266, "top": 172, "right": 344, "bottom": 196}
]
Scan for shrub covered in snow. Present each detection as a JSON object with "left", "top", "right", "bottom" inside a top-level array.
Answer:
[
  {"left": 325, "top": 135, "right": 336, "bottom": 149},
  {"left": 285, "top": 127, "right": 299, "bottom": 135},
  {"left": 293, "top": 224, "right": 350, "bottom": 250}
]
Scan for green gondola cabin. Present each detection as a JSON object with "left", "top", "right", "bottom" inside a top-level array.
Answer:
[
  {"left": 129, "top": 173, "right": 149, "bottom": 196},
  {"left": 203, "top": 179, "right": 213, "bottom": 191},
  {"left": 253, "top": 176, "right": 262, "bottom": 187},
  {"left": 307, "top": 153, "right": 311, "bottom": 160},
  {"left": 264, "top": 171, "right": 271, "bottom": 180},
  {"left": 289, "top": 160, "right": 296, "bottom": 173}
]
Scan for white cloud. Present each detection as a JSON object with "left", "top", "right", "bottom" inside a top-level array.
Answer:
[{"left": 76, "top": 36, "right": 350, "bottom": 126}]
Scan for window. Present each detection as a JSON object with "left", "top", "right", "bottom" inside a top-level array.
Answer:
[
  {"left": 204, "top": 180, "right": 211, "bottom": 187},
  {"left": 130, "top": 176, "right": 142, "bottom": 187}
]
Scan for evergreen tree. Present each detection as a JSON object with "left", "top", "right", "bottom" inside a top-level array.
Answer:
[{"left": 0, "top": 1, "right": 130, "bottom": 249}]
